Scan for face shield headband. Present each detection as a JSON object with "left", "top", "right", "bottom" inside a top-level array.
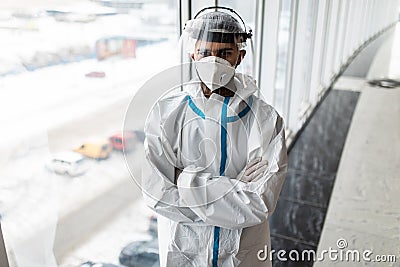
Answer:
[
  {"left": 179, "top": 6, "right": 256, "bottom": 85},
  {"left": 180, "top": 6, "right": 253, "bottom": 54},
  {"left": 192, "top": 6, "right": 253, "bottom": 41}
]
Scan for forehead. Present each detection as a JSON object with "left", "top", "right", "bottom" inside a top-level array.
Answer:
[{"left": 195, "top": 41, "right": 237, "bottom": 51}]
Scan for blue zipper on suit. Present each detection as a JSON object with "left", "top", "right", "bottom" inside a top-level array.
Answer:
[
  {"left": 185, "top": 95, "right": 253, "bottom": 267},
  {"left": 212, "top": 96, "right": 230, "bottom": 267}
]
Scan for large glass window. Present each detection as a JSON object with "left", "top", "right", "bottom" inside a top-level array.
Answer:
[
  {"left": 0, "top": 1, "right": 179, "bottom": 266},
  {"left": 300, "top": 0, "right": 318, "bottom": 110},
  {"left": 285, "top": 0, "right": 319, "bottom": 131},
  {"left": 191, "top": 0, "right": 215, "bottom": 17},
  {"left": 218, "top": 0, "right": 258, "bottom": 76},
  {"left": 273, "top": 0, "right": 293, "bottom": 116}
]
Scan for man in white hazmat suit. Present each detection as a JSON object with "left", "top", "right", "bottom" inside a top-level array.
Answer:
[{"left": 142, "top": 6, "right": 288, "bottom": 267}]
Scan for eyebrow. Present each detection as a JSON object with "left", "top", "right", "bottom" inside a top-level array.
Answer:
[{"left": 196, "top": 48, "right": 234, "bottom": 52}]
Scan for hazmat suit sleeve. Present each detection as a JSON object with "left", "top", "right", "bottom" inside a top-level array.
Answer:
[
  {"left": 142, "top": 98, "right": 201, "bottom": 223},
  {"left": 177, "top": 106, "right": 288, "bottom": 229}
]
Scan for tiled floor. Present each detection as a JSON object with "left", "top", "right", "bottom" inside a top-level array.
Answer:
[{"left": 269, "top": 90, "right": 360, "bottom": 267}]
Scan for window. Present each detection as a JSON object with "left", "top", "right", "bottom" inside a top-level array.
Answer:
[
  {"left": 1, "top": 1, "right": 179, "bottom": 266},
  {"left": 286, "top": 0, "right": 319, "bottom": 131},
  {"left": 220, "top": 0, "right": 257, "bottom": 76},
  {"left": 274, "top": 0, "right": 293, "bottom": 117},
  {"left": 300, "top": 0, "right": 318, "bottom": 110}
]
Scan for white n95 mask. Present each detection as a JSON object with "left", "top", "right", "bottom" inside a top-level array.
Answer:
[{"left": 195, "top": 56, "right": 235, "bottom": 91}]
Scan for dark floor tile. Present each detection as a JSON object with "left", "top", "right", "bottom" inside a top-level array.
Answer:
[
  {"left": 288, "top": 90, "right": 359, "bottom": 174},
  {"left": 305, "top": 90, "right": 359, "bottom": 132},
  {"left": 270, "top": 235, "right": 316, "bottom": 267},
  {"left": 269, "top": 89, "right": 360, "bottom": 257},
  {"left": 288, "top": 149, "right": 340, "bottom": 176},
  {"left": 279, "top": 170, "right": 335, "bottom": 208},
  {"left": 269, "top": 199, "right": 326, "bottom": 246}
]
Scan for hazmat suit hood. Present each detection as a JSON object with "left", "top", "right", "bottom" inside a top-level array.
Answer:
[{"left": 233, "top": 72, "right": 258, "bottom": 100}]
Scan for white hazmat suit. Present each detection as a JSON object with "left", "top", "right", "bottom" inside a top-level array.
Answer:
[{"left": 142, "top": 72, "right": 288, "bottom": 267}]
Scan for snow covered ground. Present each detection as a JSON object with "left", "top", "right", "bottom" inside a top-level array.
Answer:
[
  {"left": 58, "top": 199, "right": 156, "bottom": 267},
  {"left": 1, "top": 40, "right": 178, "bottom": 145}
]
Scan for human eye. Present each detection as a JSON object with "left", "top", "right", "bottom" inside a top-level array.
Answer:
[
  {"left": 197, "top": 49, "right": 211, "bottom": 57},
  {"left": 218, "top": 49, "right": 233, "bottom": 58}
]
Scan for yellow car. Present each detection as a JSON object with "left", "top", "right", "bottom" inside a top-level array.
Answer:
[{"left": 74, "top": 140, "right": 112, "bottom": 160}]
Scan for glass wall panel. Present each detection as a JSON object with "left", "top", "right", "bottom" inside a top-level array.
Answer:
[
  {"left": 0, "top": 1, "right": 179, "bottom": 266},
  {"left": 191, "top": 0, "right": 215, "bottom": 18},
  {"left": 218, "top": 0, "right": 258, "bottom": 76},
  {"left": 300, "top": 0, "right": 318, "bottom": 108},
  {"left": 273, "top": 0, "right": 293, "bottom": 116}
]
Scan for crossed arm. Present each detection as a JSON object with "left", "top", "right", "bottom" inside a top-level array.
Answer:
[
  {"left": 174, "top": 157, "right": 268, "bottom": 184},
  {"left": 142, "top": 103, "right": 288, "bottom": 229}
]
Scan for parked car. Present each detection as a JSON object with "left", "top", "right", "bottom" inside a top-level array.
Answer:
[
  {"left": 46, "top": 151, "right": 89, "bottom": 176},
  {"left": 109, "top": 130, "right": 145, "bottom": 152},
  {"left": 74, "top": 140, "right": 112, "bottom": 160},
  {"left": 109, "top": 131, "right": 136, "bottom": 151},
  {"left": 78, "top": 261, "right": 120, "bottom": 267},
  {"left": 119, "top": 239, "right": 159, "bottom": 267}
]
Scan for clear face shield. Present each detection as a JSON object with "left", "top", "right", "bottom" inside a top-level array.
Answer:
[{"left": 178, "top": 7, "right": 254, "bottom": 92}]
